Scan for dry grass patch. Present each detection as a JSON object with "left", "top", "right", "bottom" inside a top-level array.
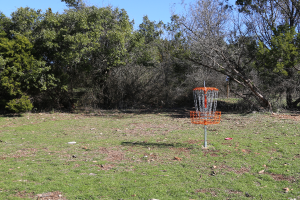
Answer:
[
  {"left": 36, "top": 191, "right": 67, "bottom": 200},
  {"left": 4, "top": 148, "right": 38, "bottom": 158},
  {"left": 271, "top": 113, "right": 300, "bottom": 121}
]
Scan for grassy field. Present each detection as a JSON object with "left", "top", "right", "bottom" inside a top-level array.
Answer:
[{"left": 0, "top": 109, "right": 300, "bottom": 199}]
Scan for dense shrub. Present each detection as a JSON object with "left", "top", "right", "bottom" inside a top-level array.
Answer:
[{"left": 6, "top": 95, "right": 33, "bottom": 113}]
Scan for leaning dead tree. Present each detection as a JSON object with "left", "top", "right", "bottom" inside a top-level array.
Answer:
[
  {"left": 174, "top": 0, "right": 272, "bottom": 110},
  {"left": 236, "top": 0, "right": 300, "bottom": 108}
]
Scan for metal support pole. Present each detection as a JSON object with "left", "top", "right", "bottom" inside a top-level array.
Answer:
[
  {"left": 204, "top": 125, "right": 207, "bottom": 147},
  {"left": 204, "top": 80, "right": 207, "bottom": 148}
]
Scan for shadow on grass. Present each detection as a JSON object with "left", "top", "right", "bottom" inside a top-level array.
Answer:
[
  {"left": 118, "top": 108, "right": 191, "bottom": 118},
  {"left": 121, "top": 141, "right": 193, "bottom": 148},
  {"left": 2, "top": 113, "right": 23, "bottom": 118}
]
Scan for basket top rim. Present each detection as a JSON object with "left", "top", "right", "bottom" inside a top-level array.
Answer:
[{"left": 193, "top": 87, "right": 218, "bottom": 91}]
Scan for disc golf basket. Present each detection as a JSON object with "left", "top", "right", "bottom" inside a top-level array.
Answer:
[{"left": 190, "top": 86, "right": 221, "bottom": 148}]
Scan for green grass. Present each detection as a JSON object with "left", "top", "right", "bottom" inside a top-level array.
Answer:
[{"left": 0, "top": 110, "right": 300, "bottom": 199}]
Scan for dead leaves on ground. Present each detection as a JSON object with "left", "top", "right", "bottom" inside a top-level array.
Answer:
[{"left": 173, "top": 156, "right": 182, "bottom": 161}]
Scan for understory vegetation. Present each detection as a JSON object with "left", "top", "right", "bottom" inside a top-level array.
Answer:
[{"left": 1, "top": 0, "right": 300, "bottom": 113}]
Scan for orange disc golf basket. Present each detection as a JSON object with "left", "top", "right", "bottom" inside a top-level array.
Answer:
[{"left": 190, "top": 84, "right": 221, "bottom": 148}]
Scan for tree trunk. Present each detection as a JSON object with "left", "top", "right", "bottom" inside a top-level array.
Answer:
[
  {"left": 97, "top": 69, "right": 111, "bottom": 108},
  {"left": 286, "top": 87, "right": 293, "bottom": 108},
  {"left": 244, "top": 79, "right": 272, "bottom": 110},
  {"left": 286, "top": 68, "right": 297, "bottom": 108}
]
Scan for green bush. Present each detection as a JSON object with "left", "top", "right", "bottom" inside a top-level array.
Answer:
[{"left": 5, "top": 95, "right": 33, "bottom": 113}]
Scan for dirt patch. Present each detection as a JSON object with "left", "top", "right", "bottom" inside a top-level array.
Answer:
[
  {"left": 5, "top": 148, "right": 38, "bottom": 158},
  {"left": 15, "top": 191, "right": 67, "bottom": 200},
  {"left": 195, "top": 188, "right": 218, "bottom": 197},
  {"left": 271, "top": 113, "right": 300, "bottom": 121},
  {"left": 14, "top": 191, "right": 35, "bottom": 199},
  {"left": 98, "top": 147, "right": 125, "bottom": 162},
  {"left": 267, "top": 173, "right": 297, "bottom": 182},
  {"left": 171, "top": 147, "right": 191, "bottom": 159},
  {"left": 106, "top": 150, "right": 124, "bottom": 162},
  {"left": 203, "top": 149, "right": 220, "bottom": 157},
  {"left": 36, "top": 191, "right": 67, "bottom": 200}
]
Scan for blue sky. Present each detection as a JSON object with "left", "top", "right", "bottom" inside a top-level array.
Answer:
[{"left": 0, "top": 0, "right": 196, "bottom": 29}]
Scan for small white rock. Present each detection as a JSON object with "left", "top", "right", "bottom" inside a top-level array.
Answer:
[{"left": 68, "top": 142, "right": 76, "bottom": 144}]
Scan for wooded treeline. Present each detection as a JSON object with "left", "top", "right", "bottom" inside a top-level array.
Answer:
[{"left": 1, "top": 0, "right": 300, "bottom": 113}]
